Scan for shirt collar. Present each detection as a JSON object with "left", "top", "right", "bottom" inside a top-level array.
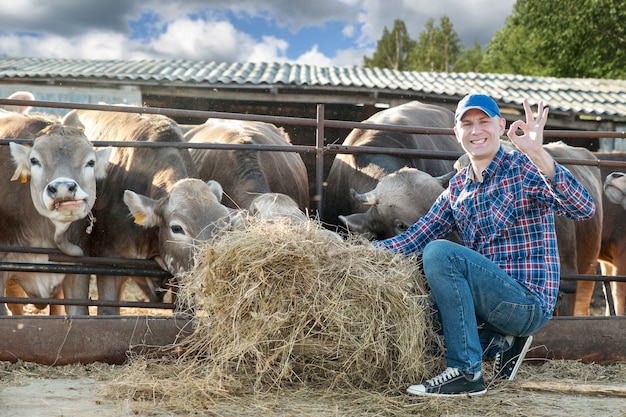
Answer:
[
  {"left": 465, "top": 145, "right": 506, "bottom": 183},
  {"left": 482, "top": 146, "right": 506, "bottom": 180}
]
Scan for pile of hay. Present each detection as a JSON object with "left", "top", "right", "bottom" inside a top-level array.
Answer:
[{"left": 108, "top": 219, "right": 443, "bottom": 408}]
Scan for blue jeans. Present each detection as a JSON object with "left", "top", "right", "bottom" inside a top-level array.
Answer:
[{"left": 422, "top": 239, "right": 548, "bottom": 375}]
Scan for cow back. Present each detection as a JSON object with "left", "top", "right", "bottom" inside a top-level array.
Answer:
[{"left": 185, "top": 119, "right": 309, "bottom": 211}]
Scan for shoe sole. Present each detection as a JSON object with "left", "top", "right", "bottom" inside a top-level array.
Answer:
[
  {"left": 406, "top": 385, "right": 487, "bottom": 397},
  {"left": 503, "top": 335, "right": 533, "bottom": 381}
]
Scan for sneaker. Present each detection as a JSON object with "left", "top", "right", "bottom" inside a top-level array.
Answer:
[
  {"left": 493, "top": 335, "right": 533, "bottom": 381},
  {"left": 406, "top": 367, "right": 487, "bottom": 397}
]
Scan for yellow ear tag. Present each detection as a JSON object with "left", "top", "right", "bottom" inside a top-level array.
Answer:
[
  {"left": 134, "top": 213, "right": 146, "bottom": 226},
  {"left": 20, "top": 174, "right": 29, "bottom": 183}
]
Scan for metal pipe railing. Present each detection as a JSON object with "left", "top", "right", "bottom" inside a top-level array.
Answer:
[{"left": 2, "top": 97, "right": 626, "bottom": 314}]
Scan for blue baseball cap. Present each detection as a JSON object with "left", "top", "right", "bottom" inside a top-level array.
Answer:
[{"left": 455, "top": 94, "right": 502, "bottom": 123}]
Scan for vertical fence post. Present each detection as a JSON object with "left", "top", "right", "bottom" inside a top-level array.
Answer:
[{"left": 315, "top": 104, "right": 325, "bottom": 218}]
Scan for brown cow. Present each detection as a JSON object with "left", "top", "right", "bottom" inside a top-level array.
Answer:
[
  {"left": 599, "top": 157, "right": 626, "bottom": 315},
  {"left": 322, "top": 100, "right": 463, "bottom": 229},
  {"left": 184, "top": 118, "right": 309, "bottom": 212},
  {"left": 542, "top": 142, "right": 603, "bottom": 316},
  {"left": 63, "top": 110, "right": 235, "bottom": 314},
  {"left": 0, "top": 112, "right": 111, "bottom": 315}
]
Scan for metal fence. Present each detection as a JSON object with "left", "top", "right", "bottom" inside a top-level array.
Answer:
[{"left": 1, "top": 97, "right": 626, "bottom": 315}]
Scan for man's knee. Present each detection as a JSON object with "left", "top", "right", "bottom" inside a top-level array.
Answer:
[{"left": 423, "top": 239, "right": 457, "bottom": 265}]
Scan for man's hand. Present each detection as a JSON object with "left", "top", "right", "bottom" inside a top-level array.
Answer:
[
  {"left": 507, "top": 98, "right": 549, "bottom": 153},
  {"left": 506, "top": 98, "right": 555, "bottom": 178}
]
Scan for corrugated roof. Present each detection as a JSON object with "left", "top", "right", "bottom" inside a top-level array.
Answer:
[{"left": 1, "top": 57, "right": 626, "bottom": 118}]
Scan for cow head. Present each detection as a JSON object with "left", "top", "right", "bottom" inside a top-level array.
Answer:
[
  {"left": 9, "top": 124, "right": 112, "bottom": 256},
  {"left": 604, "top": 171, "right": 626, "bottom": 208},
  {"left": 249, "top": 193, "right": 308, "bottom": 223},
  {"left": 339, "top": 167, "right": 454, "bottom": 240},
  {"left": 123, "top": 178, "right": 238, "bottom": 275}
]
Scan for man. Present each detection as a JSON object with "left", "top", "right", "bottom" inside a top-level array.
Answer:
[{"left": 373, "top": 94, "right": 596, "bottom": 397}]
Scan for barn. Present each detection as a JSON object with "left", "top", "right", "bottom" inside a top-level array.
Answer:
[{"left": 1, "top": 56, "right": 626, "bottom": 136}]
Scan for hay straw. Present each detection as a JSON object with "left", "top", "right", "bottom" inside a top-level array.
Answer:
[
  {"left": 176, "top": 220, "right": 442, "bottom": 392},
  {"left": 105, "top": 218, "right": 444, "bottom": 411}
]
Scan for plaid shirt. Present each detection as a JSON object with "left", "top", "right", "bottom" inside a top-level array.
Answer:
[{"left": 374, "top": 146, "right": 596, "bottom": 318}]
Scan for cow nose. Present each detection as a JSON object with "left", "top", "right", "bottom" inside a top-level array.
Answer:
[
  {"left": 47, "top": 180, "right": 78, "bottom": 198},
  {"left": 609, "top": 172, "right": 626, "bottom": 180}
]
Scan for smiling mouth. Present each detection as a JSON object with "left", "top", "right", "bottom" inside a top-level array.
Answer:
[{"left": 470, "top": 138, "right": 488, "bottom": 145}]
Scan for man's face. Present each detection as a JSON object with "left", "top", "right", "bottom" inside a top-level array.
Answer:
[{"left": 454, "top": 108, "right": 506, "bottom": 163}]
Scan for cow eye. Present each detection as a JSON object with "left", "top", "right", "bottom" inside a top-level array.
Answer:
[
  {"left": 170, "top": 224, "right": 185, "bottom": 235},
  {"left": 395, "top": 222, "right": 408, "bottom": 232},
  {"left": 86, "top": 159, "right": 95, "bottom": 168},
  {"left": 30, "top": 157, "right": 41, "bottom": 167}
]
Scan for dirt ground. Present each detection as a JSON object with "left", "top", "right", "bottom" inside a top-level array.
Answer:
[{"left": 1, "top": 360, "right": 626, "bottom": 417}]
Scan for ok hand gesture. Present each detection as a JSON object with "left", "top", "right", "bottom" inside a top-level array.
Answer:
[
  {"left": 507, "top": 98, "right": 549, "bottom": 156},
  {"left": 507, "top": 98, "right": 556, "bottom": 178}
]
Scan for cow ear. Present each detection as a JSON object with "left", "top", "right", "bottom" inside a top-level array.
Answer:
[
  {"left": 94, "top": 147, "right": 113, "bottom": 179},
  {"left": 206, "top": 180, "right": 224, "bottom": 203},
  {"left": 338, "top": 212, "right": 377, "bottom": 240},
  {"left": 8, "top": 142, "right": 31, "bottom": 182},
  {"left": 123, "top": 190, "right": 159, "bottom": 228},
  {"left": 6, "top": 91, "right": 34, "bottom": 114},
  {"left": 436, "top": 170, "right": 456, "bottom": 187},
  {"left": 227, "top": 208, "right": 248, "bottom": 228}
]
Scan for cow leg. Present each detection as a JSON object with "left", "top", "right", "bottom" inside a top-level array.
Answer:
[
  {"left": 573, "top": 280, "right": 594, "bottom": 316},
  {"left": 610, "top": 282, "right": 626, "bottom": 315},
  {"left": 60, "top": 274, "right": 91, "bottom": 315},
  {"left": 608, "top": 260, "right": 626, "bottom": 315},
  {"left": 599, "top": 262, "right": 616, "bottom": 315},
  {"left": 6, "top": 278, "right": 26, "bottom": 315},
  {"left": 609, "top": 250, "right": 626, "bottom": 316},
  {"left": 5, "top": 278, "right": 26, "bottom": 315},
  {"left": 96, "top": 274, "right": 125, "bottom": 315},
  {"left": 48, "top": 286, "right": 65, "bottom": 315},
  {"left": 0, "top": 271, "right": 9, "bottom": 315}
]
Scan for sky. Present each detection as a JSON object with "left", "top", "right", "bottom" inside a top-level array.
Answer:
[{"left": 0, "top": 0, "right": 516, "bottom": 67}]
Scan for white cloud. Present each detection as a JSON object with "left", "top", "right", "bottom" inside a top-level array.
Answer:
[
  {"left": 247, "top": 36, "right": 289, "bottom": 63},
  {"left": 342, "top": 24, "right": 356, "bottom": 38},
  {"left": 294, "top": 45, "right": 333, "bottom": 67},
  {"left": 0, "top": 33, "right": 128, "bottom": 60},
  {"left": 0, "top": 0, "right": 516, "bottom": 65},
  {"left": 333, "top": 47, "right": 374, "bottom": 67},
  {"left": 148, "top": 18, "right": 254, "bottom": 62}
]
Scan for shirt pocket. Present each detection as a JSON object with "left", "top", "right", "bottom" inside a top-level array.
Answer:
[{"left": 484, "top": 191, "right": 516, "bottom": 236}]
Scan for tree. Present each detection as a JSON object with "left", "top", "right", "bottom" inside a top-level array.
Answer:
[
  {"left": 453, "top": 39, "right": 484, "bottom": 73},
  {"left": 481, "top": 0, "right": 626, "bottom": 78},
  {"left": 363, "top": 19, "right": 415, "bottom": 71},
  {"left": 408, "top": 16, "right": 461, "bottom": 72}
]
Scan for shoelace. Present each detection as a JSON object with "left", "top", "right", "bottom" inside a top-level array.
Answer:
[
  {"left": 426, "top": 367, "right": 461, "bottom": 386},
  {"left": 494, "top": 353, "right": 502, "bottom": 370}
]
